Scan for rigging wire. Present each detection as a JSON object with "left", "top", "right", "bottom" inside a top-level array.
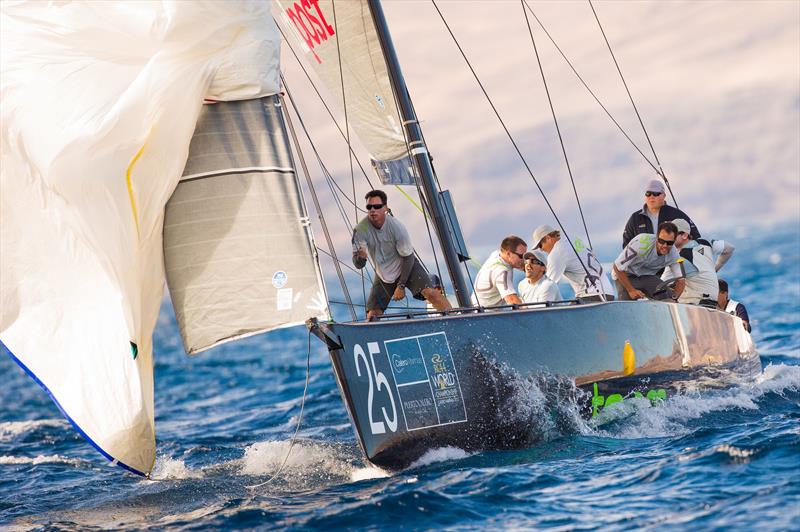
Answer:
[
  {"left": 431, "top": 0, "right": 599, "bottom": 291},
  {"left": 521, "top": 0, "right": 593, "bottom": 251},
  {"left": 587, "top": 0, "right": 679, "bottom": 208},
  {"left": 330, "top": 0, "right": 368, "bottom": 319},
  {"left": 282, "top": 90, "right": 356, "bottom": 321},
  {"left": 246, "top": 329, "right": 312, "bottom": 490},
  {"left": 521, "top": 1, "right": 663, "bottom": 181},
  {"left": 275, "top": 22, "right": 375, "bottom": 190}
]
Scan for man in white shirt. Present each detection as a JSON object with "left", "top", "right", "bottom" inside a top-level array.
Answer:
[
  {"left": 353, "top": 190, "right": 451, "bottom": 320},
  {"left": 613, "top": 221, "right": 685, "bottom": 301},
  {"left": 518, "top": 252, "right": 561, "bottom": 303},
  {"left": 664, "top": 218, "right": 718, "bottom": 306},
  {"left": 472, "top": 235, "right": 527, "bottom": 307},
  {"left": 532, "top": 224, "right": 615, "bottom": 302}
]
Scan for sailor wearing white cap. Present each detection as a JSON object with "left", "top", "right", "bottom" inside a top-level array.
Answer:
[
  {"left": 532, "top": 224, "right": 615, "bottom": 302},
  {"left": 621, "top": 178, "right": 700, "bottom": 248},
  {"left": 666, "top": 218, "right": 719, "bottom": 306}
]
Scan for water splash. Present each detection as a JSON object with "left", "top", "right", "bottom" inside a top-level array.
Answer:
[{"left": 408, "top": 446, "right": 471, "bottom": 469}]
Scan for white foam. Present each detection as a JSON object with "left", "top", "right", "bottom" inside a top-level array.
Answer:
[
  {"left": 0, "top": 419, "right": 67, "bottom": 442},
  {"left": 599, "top": 363, "right": 799, "bottom": 439},
  {"left": 0, "top": 454, "right": 85, "bottom": 467},
  {"left": 239, "top": 439, "right": 388, "bottom": 486},
  {"left": 149, "top": 456, "right": 202, "bottom": 480},
  {"left": 408, "top": 446, "right": 471, "bottom": 469},
  {"left": 756, "top": 363, "right": 800, "bottom": 394},
  {"left": 349, "top": 466, "right": 390, "bottom": 482}
]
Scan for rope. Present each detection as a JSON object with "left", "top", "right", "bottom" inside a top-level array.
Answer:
[
  {"left": 587, "top": 0, "right": 679, "bottom": 208},
  {"left": 522, "top": 1, "right": 662, "bottom": 180},
  {"left": 246, "top": 329, "right": 312, "bottom": 489},
  {"left": 282, "top": 85, "right": 356, "bottom": 320},
  {"left": 330, "top": 0, "right": 367, "bottom": 320},
  {"left": 521, "top": 0, "right": 593, "bottom": 251},
  {"left": 431, "top": 0, "right": 600, "bottom": 293}
]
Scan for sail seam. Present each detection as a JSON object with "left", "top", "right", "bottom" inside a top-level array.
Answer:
[{"left": 180, "top": 166, "right": 295, "bottom": 182}]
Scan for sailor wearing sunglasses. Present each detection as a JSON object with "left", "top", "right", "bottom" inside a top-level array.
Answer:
[
  {"left": 518, "top": 252, "right": 562, "bottom": 304},
  {"left": 613, "top": 221, "right": 685, "bottom": 301},
  {"left": 622, "top": 179, "right": 699, "bottom": 248},
  {"left": 352, "top": 189, "right": 452, "bottom": 320}
]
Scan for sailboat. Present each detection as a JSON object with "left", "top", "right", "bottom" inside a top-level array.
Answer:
[{"left": 0, "top": 0, "right": 760, "bottom": 477}]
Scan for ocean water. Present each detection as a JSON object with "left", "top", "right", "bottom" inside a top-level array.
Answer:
[{"left": 2, "top": 223, "right": 798, "bottom": 530}]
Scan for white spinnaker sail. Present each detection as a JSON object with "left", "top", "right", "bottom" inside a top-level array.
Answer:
[
  {"left": 274, "top": 0, "right": 415, "bottom": 185},
  {"left": 0, "top": 1, "right": 279, "bottom": 475}
]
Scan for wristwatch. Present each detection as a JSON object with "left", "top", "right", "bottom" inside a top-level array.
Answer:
[{"left": 397, "top": 283, "right": 405, "bottom": 290}]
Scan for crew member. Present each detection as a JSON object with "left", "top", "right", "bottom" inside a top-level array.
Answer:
[
  {"left": 518, "top": 252, "right": 562, "bottom": 303},
  {"left": 718, "top": 279, "right": 752, "bottom": 332},
  {"left": 622, "top": 178, "right": 699, "bottom": 247},
  {"left": 353, "top": 190, "right": 451, "bottom": 320},
  {"left": 613, "top": 221, "right": 685, "bottom": 301},
  {"left": 666, "top": 218, "right": 718, "bottom": 307},
  {"left": 473, "top": 235, "right": 527, "bottom": 307},
  {"left": 532, "top": 224, "right": 615, "bottom": 302}
]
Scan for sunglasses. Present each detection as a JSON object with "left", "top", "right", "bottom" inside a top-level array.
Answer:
[
  {"left": 645, "top": 191, "right": 663, "bottom": 197},
  {"left": 526, "top": 259, "right": 544, "bottom": 267},
  {"left": 657, "top": 238, "right": 675, "bottom": 246},
  {"left": 510, "top": 251, "right": 525, "bottom": 260},
  {"left": 365, "top": 203, "right": 385, "bottom": 210}
]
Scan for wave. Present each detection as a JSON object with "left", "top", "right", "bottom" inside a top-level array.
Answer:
[
  {"left": 0, "top": 419, "right": 67, "bottom": 442},
  {"left": 596, "top": 363, "right": 800, "bottom": 439},
  {"left": 0, "top": 454, "right": 85, "bottom": 467}
]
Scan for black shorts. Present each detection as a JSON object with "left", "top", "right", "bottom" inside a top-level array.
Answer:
[{"left": 367, "top": 258, "right": 432, "bottom": 312}]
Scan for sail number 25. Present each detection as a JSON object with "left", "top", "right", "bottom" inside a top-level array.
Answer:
[{"left": 353, "top": 342, "right": 398, "bottom": 435}]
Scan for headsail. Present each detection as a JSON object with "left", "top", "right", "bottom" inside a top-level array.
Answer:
[
  {"left": 274, "top": 0, "right": 415, "bottom": 185},
  {"left": 0, "top": 1, "right": 280, "bottom": 475},
  {"left": 163, "top": 96, "right": 329, "bottom": 355}
]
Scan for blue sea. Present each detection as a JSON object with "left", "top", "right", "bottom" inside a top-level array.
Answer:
[{"left": 2, "top": 223, "right": 799, "bottom": 530}]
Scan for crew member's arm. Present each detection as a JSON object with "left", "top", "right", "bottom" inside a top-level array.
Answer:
[
  {"left": 736, "top": 303, "right": 751, "bottom": 332},
  {"left": 665, "top": 259, "right": 685, "bottom": 299},
  {"left": 613, "top": 265, "right": 646, "bottom": 300},
  {"left": 392, "top": 223, "right": 416, "bottom": 300},
  {"left": 622, "top": 213, "right": 637, "bottom": 248},
  {"left": 614, "top": 241, "right": 646, "bottom": 299},
  {"left": 712, "top": 240, "right": 735, "bottom": 271},
  {"left": 352, "top": 230, "right": 367, "bottom": 269},
  {"left": 494, "top": 268, "right": 522, "bottom": 306},
  {"left": 392, "top": 253, "right": 416, "bottom": 300},
  {"left": 672, "top": 278, "right": 685, "bottom": 298}
]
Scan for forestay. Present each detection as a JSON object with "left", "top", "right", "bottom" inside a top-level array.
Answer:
[
  {"left": 164, "top": 96, "right": 329, "bottom": 354},
  {"left": 274, "top": 0, "right": 415, "bottom": 185}
]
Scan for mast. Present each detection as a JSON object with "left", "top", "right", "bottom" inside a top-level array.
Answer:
[{"left": 367, "top": 0, "right": 472, "bottom": 308}]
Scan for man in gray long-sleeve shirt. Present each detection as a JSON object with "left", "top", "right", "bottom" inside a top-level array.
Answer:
[{"left": 353, "top": 190, "right": 452, "bottom": 321}]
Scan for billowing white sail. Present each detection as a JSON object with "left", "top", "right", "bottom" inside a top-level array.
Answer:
[
  {"left": 0, "top": 1, "right": 280, "bottom": 475},
  {"left": 274, "top": 0, "right": 415, "bottom": 185}
]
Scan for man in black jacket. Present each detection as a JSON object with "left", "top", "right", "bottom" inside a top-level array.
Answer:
[{"left": 622, "top": 178, "right": 700, "bottom": 247}]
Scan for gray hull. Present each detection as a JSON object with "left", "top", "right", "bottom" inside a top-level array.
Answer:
[{"left": 310, "top": 300, "right": 760, "bottom": 469}]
